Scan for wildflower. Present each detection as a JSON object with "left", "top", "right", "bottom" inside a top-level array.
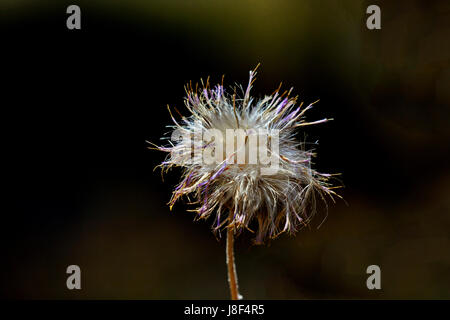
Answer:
[{"left": 150, "top": 66, "right": 339, "bottom": 299}]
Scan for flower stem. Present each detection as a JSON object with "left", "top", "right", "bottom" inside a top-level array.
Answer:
[{"left": 226, "top": 227, "right": 240, "bottom": 300}]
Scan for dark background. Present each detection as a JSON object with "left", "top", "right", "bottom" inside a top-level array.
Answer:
[{"left": 1, "top": 0, "right": 449, "bottom": 299}]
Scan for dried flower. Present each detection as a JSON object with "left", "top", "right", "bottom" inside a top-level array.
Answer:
[{"left": 152, "top": 66, "right": 339, "bottom": 244}]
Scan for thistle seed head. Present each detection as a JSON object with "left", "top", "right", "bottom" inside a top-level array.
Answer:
[{"left": 153, "top": 67, "right": 339, "bottom": 243}]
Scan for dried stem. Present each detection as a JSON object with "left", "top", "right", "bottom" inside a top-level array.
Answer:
[{"left": 226, "top": 227, "right": 240, "bottom": 300}]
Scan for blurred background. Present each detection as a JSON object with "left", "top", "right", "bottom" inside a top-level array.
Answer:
[{"left": 1, "top": 0, "right": 449, "bottom": 299}]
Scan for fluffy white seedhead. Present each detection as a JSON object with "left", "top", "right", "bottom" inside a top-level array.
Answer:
[{"left": 154, "top": 67, "right": 339, "bottom": 243}]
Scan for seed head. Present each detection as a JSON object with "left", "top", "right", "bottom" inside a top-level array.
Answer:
[{"left": 152, "top": 67, "right": 339, "bottom": 243}]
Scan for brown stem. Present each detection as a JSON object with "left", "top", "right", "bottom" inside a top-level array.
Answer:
[{"left": 226, "top": 227, "right": 240, "bottom": 300}]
